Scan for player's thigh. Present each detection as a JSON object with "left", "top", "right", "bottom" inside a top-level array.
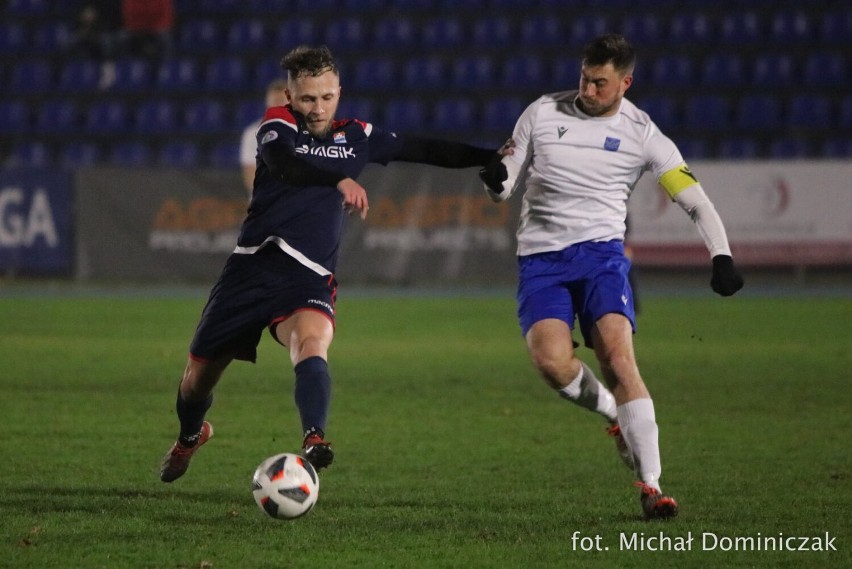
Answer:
[{"left": 273, "top": 310, "right": 335, "bottom": 364}]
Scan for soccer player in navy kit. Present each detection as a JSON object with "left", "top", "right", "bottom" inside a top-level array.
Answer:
[{"left": 160, "top": 45, "right": 511, "bottom": 482}]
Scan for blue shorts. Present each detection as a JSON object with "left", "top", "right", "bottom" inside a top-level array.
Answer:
[
  {"left": 516, "top": 240, "right": 635, "bottom": 347},
  {"left": 189, "top": 246, "right": 337, "bottom": 363}
]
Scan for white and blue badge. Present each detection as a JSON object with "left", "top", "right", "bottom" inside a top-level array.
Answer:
[
  {"left": 261, "top": 130, "right": 278, "bottom": 145},
  {"left": 333, "top": 131, "right": 347, "bottom": 144},
  {"left": 604, "top": 137, "right": 621, "bottom": 151}
]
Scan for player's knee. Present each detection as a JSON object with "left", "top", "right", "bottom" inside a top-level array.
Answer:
[{"left": 529, "top": 348, "right": 580, "bottom": 389}]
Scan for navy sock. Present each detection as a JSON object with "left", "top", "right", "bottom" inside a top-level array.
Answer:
[
  {"left": 176, "top": 392, "right": 212, "bottom": 446},
  {"left": 294, "top": 356, "right": 332, "bottom": 436}
]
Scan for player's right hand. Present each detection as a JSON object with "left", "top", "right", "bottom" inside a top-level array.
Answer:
[{"left": 337, "top": 178, "right": 369, "bottom": 220}]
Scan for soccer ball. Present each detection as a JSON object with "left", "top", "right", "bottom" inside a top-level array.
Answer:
[{"left": 251, "top": 453, "right": 319, "bottom": 520}]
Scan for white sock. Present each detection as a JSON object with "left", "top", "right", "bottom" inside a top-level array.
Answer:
[
  {"left": 617, "top": 398, "right": 662, "bottom": 490},
  {"left": 558, "top": 362, "right": 618, "bottom": 422}
]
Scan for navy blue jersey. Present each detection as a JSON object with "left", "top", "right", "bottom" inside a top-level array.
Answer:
[{"left": 235, "top": 105, "right": 404, "bottom": 275}]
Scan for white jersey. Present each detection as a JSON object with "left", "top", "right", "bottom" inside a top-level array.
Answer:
[
  {"left": 509, "top": 90, "right": 684, "bottom": 256},
  {"left": 240, "top": 118, "right": 261, "bottom": 167}
]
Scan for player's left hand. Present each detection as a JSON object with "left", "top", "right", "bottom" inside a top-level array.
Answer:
[
  {"left": 497, "top": 138, "right": 515, "bottom": 157},
  {"left": 710, "top": 255, "right": 744, "bottom": 296}
]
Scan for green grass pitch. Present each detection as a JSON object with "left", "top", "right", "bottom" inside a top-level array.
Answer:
[{"left": 1, "top": 292, "right": 849, "bottom": 568}]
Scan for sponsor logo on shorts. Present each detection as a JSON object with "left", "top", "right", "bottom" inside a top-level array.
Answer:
[{"left": 307, "top": 299, "right": 334, "bottom": 314}]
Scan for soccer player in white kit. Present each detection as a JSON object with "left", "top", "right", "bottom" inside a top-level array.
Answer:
[
  {"left": 240, "top": 80, "right": 289, "bottom": 196},
  {"left": 480, "top": 34, "right": 743, "bottom": 519}
]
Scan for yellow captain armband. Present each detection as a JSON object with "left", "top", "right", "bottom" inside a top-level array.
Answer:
[{"left": 658, "top": 163, "right": 699, "bottom": 199}]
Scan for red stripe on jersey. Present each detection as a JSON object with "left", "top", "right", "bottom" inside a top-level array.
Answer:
[
  {"left": 331, "top": 118, "right": 369, "bottom": 132},
  {"left": 263, "top": 105, "right": 297, "bottom": 127}
]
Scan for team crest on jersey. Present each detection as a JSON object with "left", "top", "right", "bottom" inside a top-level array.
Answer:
[
  {"left": 333, "top": 131, "right": 347, "bottom": 144},
  {"left": 261, "top": 130, "right": 279, "bottom": 145},
  {"left": 604, "top": 137, "right": 621, "bottom": 151}
]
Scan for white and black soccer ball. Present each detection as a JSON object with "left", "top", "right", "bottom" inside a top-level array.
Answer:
[{"left": 251, "top": 453, "right": 319, "bottom": 520}]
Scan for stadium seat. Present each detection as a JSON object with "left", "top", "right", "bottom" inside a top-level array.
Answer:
[
  {"left": 519, "top": 16, "right": 563, "bottom": 46},
  {"left": 294, "top": 0, "right": 336, "bottom": 9},
  {"left": 226, "top": 19, "right": 267, "bottom": 52},
  {"left": 718, "top": 138, "right": 759, "bottom": 160},
  {"left": 770, "top": 10, "right": 812, "bottom": 44},
  {"left": 373, "top": 17, "right": 416, "bottom": 50},
  {"left": 669, "top": 12, "right": 713, "bottom": 45},
  {"left": 821, "top": 138, "right": 852, "bottom": 158},
  {"left": 205, "top": 57, "right": 248, "bottom": 92},
  {"left": 769, "top": 138, "right": 810, "bottom": 159},
  {"left": 254, "top": 59, "right": 284, "bottom": 90},
  {"left": 85, "top": 101, "right": 130, "bottom": 134},
  {"left": 59, "top": 143, "right": 101, "bottom": 168},
  {"left": 471, "top": 16, "right": 513, "bottom": 47},
  {"left": 501, "top": 54, "right": 547, "bottom": 89},
  {"left": 183, "top": 100, "right": 225, "bottom": 133},
  {"left": 134, "top": 100, "right": 179, "bottom": 134},
  {"left": 59, "top": 60, "right": 101, "bottom": 92},
  {"left": 551, "top": 58, "right": 581, "bottom": 88},
  {"left": 619, "top": 14, "right": 664, "bottom": 46},
  {"left": 636, "top": 96, "right": 678, "bottom": 131},
  {"left": 110, "top": 142, "right": 152, "bottom": 167},
  {"left": 337, "top": 98, "right": 374, "bottom": 122},
  {"left": 735, "top": 95, "right": 782, "bottom": 131},
  {"left": 235, "top": 99, "right": 265, "bottom": 130},
  {"left": 752, "top": 53, "right": 795, "bottom": 87},
  {"left": 7, "top": 142, "right": 52, "bottom": 167},
  {"left": 567, "top": 15, "right": 609, "bottom": 47},
  {"left": 700, "top": 54, "right": 745, "bottom": 87},
  {"left": 324, "top": 19, "right": 369, "bottom": 51},
  {"left": 482, "top": 97, "right": 525, "bottom": 133},
  {"left": 11, "top": 60, "right": 54, "bottom": 93},
  {"left": 382, "top": 98, "right": 427, "bottom": 132},
  {"left": 0, "top": 23, "right": 27, "bottom": 54},
  {"left": 402, "top": 56, "right": 445, "bottom": 91},
  {"left": 343, "top": 0, "right": 385, "bottom": 11},
  {"left": 649, "top": 54, "right": 694, "bottom": 87},
  {"left": 787, "top": 95, "right": 831, "bottom": 130},
  {"left": 158, "top": 142, "right": 201, "bottom": 168},
  {"left": 432, "top": 98, "right": 476, "bottom": 132},
  {"left": 198, "top": 0, "right": 243, "bottom": 13},
  {"left": 35, "top": 100, "right": 80, "bottom": 134},
  {"left": 274, "top": 18, "right": 317, "bottom": 49},
  {"left": 157, "top": 58, "right": 200, "bottom": 92},
  {"left": 6, "top": 0, "right": 48, "bottom": 15},
  {"left": 683, "top": 95, "right": 730, "bottom": 131},
  {"left": 802, "top": 52, "right": 847, "bottom": 86},
  {"left": 0, "top": 101, "right": 30, "bottom": 133},
  {"left": 33, "top": 22, "right": 72, "bottom": 53},
  {"left": 818, "top": 9, "right": 852, "bottom": 45},
  {"left": 673, "top": 137, "right": 708, "bottom": 160},
  {"left": 421, "top": 17, "right": 464, "bottom": 49},
  {"left": 178, "top": 20, "right": 221, "bottom": 53},
  {"left": 389, "top": 0, "right": 434, "bottom": 10},
  {"left": 209, "top": 142, "right": 240, "bottom": 169},
  {"left": 353, "top": 57, "right": 397, "bottom": 91},
  {"left": 452, "top": 55, "right": 496, "bottom": 89},
  {"left": 112, "top": 58, "right": 152, "bottom": 92},
  {"left": 719, "top": 12, "right": 762, "bottom": 44},
  {"left": 441, "top": 0, "right": 484, "bottom": 9}
]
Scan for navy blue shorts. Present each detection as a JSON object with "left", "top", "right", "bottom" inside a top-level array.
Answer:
[
  {"left": 189, "top": 246, "right": 337, "bottom": 363},
  {"left": 516, "top": 240, "right": 635, "bottom": 347}
]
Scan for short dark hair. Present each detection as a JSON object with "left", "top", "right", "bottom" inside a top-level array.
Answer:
[
  {"left": 280, "top": 45, "right": 338, "bottom": 79},
  {"left": 582, "top": 34, "right": 636, "bottom": 75}
]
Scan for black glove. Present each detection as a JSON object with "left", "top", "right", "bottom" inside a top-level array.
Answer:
[
  {"left": 478, "top": 153, "right": 508, "bottom": 194},
  {"left": 710, "top": 255, "right": 744, "bottom": 296}
]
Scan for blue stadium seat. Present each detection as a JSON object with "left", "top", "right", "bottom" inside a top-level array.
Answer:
[
  {"left": 35, "top": 100, "right": 80, "bottom": 134},
  {"left": 673, "top": 138, "right": 709, "bottom": 160},
  {"left": 803, "top": 52, "right": 847, "bottom": 86},
  {"left": 719, "top": 12, "right": 762, "bottom": 44},
  {"left": 11, "top": 60, "right": 54, "bottom": 93},
  {"left": 183, "top": 100, "right": 225, "bottom": 133},
  {"left": 353, "top": 57, "right": 397, "bottom": 91},
  {"left": 568, "top": 15, "right": 609, "bottom": 47},
  {"left": 85, "top": 101, "right": 130, "bottom": 134},
  {"left": 432, "top": 98, "right": 476, "bottom": 132},
  {"left": 452, "top": 55, "right": 496, "bottom": 89},
  {"left": 501, "top": 55, "right": 547, "bottom": 89},
  {"left": 818, "top": 9, "right": 852, "bottom": 45},
  {"left": 402, "top": 56, "right": 445, "bottom": 91},
  {"left": 735, "top": 95, "right": 782, "bottom": 130},
  {"left": 134, "top": 100, "right": 179, "bottom": 134},
  {"left": 382, "top": 98, "right": 426, "bottom": 131},
  {"left": 700, "top": 54, "right": 745, "bottom": 87},
  {"left": 209, "top": 142, "right": 240, "bottom": 169},
  {"left": 7, "top": 0, "right": 48, "bottom": 15},
  {"left": 752, "top": 53, "right": 795, "bottom": 87},
  {"left": 227, "top": 19, "right": 267, "bottom": 52},
  {"left": 650, "top": 54, "right": 694, "bottom": 86},
  {"left": 337, "top": 98, "right": 375, "bottom": 122},
  {"left": 178, "top": 20, "right": 221, "bottom": 53},
  {"left": 718, "top": 138, "right": 759, "bottom": 160},
  {"left": 551, "top": 59, "right": 581, "bottom": 88},
  {"left": 235, "top": 99, "right": 265, "bottom": 130},
  {"left": 254, "top": 59, "right": 283, "bottom": 90},
  {"left": 769, "top": 138, "right": 810, "bottom": 159},
  {"left": 389, "top": 0, "right": 434, "bottom": 10},
  {"left": 787, "top": 95, "right": 831, "bottom": 129},
  {"left": 670, "top": 13, "right": 713, "bottom": 45},
  {"left": 619, "top": 14, "right": 664, "bottom": 46},
  {"left": 471, "top": 16, "right": 513, "bottom": 47},
  {"left": 59, "top": 60, "right": 101, "bottom": 92},
  {"left": 33, "top": 22, "right": 71, "bottom": 53},
  {"left": 683, "top": 95, "right": 730, "bottom": 131},
  {"left": 373, "top": 17, "right": 416, "bottom": 50},
  {"left": 7, "top": 142, "right": 52, "bottom": 167},
  {"left": 205, "top": 57, "right": 248, "bottom": 92},
  {"left": 770, "top": 10, "right": 812, "bottom": 44},
  {"left": 821, "top": 138, "right": 852, "bottom": 158},
  {"left": 519, "top": 16, "right": 563, "bottom": 46},
  {"left": 343, "top": 0, "right": 386, "bottom": 10},
  {"left": 294, "top": 0, "right": 336, "bottom": 9},
  {"left": 110, "top": 142, "right": 152, "bottom": 167},
  {"left": 157, "top": 58, "right": 200, "bottom": 92},
  {"left": 0, "top": 101, "right": 30, "bottom": 133},
  {"left": 112, "top": 58, "right": 152, "bottom": 92},
  {"left": 441, "top": 0, "right": 483, "bottom": 9},
  {"left": 159, "top": 142, "right": 201, "bottom": 168},
  {"left": 60, "top": 143, "right": 101, "bottom": 168},
  {"left": 482, "top": 97, "right": 525, "bottom": 133},
  {"left": 198, "top": 0, "right": 243, "bottom": 13},
  {"left": 421, "top": 17, "right": 464, "bottom": 49},
  {"left": 0, "top": 23, "right": 27, "bottom": 54},
  {"left": 274, "top": 19, "right": 317, "bottom": 49},
  {"left": 636, "top": 96, "right": 678, "bottom": 131},
  {"left": 324, "top": 19, "right": 369, "bottom": 51}
]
